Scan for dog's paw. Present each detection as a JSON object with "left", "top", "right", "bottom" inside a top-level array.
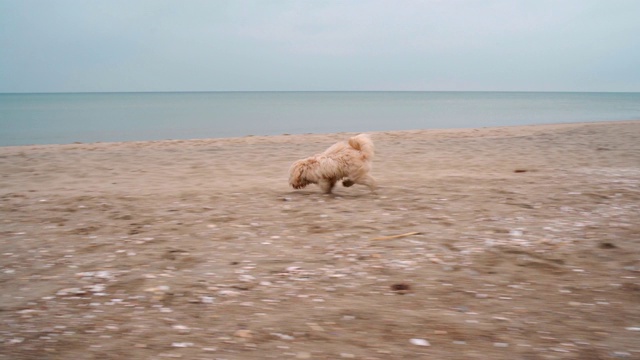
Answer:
[{"left": 342, "top": 179, "right": 354, "bottom": 187}]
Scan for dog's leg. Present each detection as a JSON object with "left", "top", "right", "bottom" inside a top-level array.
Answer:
[
  {"left": 318, "top": 179, "right": 336, "bottom": 194},
  {"left": 353, "top": 174, "right": 377, "bottom": 193},
  {"left": 342, "top": 179, "right": 354, "bottom": 187}
]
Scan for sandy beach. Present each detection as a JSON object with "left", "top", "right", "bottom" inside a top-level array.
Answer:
[{"left": 1, "top": 120, "right": 639, "bottom": 359}]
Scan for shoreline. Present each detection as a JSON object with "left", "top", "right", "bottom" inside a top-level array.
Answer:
[{"left": 2, "top": 119, "right": 639, "bottom": 150}]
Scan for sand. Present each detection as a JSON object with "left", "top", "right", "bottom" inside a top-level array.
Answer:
[{"left": 1, "top": 120, "right": 639, "bottom": 359}]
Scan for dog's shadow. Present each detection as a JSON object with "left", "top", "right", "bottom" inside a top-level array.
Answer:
[{"left": 282, "top": 188, "right": 379, "bottom": 200}]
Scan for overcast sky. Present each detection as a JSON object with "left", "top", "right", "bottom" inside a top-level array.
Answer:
[{"left": 1, "top": 0, "right": 639, "bottom": 93}]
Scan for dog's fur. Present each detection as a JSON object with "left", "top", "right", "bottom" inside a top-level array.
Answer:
[{"left": 289, "top": 134, "right": 377, "bottom": 194}]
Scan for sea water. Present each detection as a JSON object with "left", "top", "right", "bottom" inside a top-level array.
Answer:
[{"left": 1, "top": 91, "right": 639, "bottom": 146}]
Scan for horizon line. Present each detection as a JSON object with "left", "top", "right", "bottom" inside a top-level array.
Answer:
[{"left": 2, "top": 90, "right": 640, "bottom": 95}]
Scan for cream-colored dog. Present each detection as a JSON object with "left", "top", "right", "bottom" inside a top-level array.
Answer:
[{"left": 289, "top": 134, "right": 377, "bottom": 194}]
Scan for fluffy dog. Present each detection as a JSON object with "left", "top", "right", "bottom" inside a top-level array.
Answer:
[{"left": 289, "top": 134, "right": 377, "bottom": 194}]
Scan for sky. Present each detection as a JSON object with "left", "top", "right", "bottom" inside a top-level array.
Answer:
[{"left": 1, "top": 0, "right": 639, "bottom": 93}]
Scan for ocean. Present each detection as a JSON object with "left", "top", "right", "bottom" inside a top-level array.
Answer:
[{"left": 1, "top": 91, "right": 639, "bottom": 146}]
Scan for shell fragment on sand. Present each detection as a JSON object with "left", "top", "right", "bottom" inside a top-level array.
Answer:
[{"left": 371, "top": 232, "right": 422, "bottom": 241}]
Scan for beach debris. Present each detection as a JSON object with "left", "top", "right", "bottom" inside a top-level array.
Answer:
[
  {"left": 234, "top": 329, "right": 253, "bottom": 338},
  {"left": 391, "top": 283, "right": 412, "bottom": 294},
  {"left": 76, "top": 270, "right": 113, "bottom": 280},
  {"left": 7, "top": 337, "right": 25, "bottom": 344},
  {"left": 509, "top": 230, "right": 524, "bottom": 237},
  {"left": 171, "top": 342, "right": 194, "bottom": 348},
  {"left": 612, "top": 351, "right": 632, "bottom": 358},
  {"left": 514, "top": 169, "right": 528, "bottom": 173},
  {"left": 200, "top": 296, "right": 215, "bottom": 304},
  {"left": 598, "top": 242, "right": 617, "bottom": 249},
  {"left": 409, "top": 338, "right": 430, "bottom": 346},
  {"left": 56, "top": 288, "right": 85, "bottom": 296},
  {"left": 371, "top": 232, "right": 421, "bottom": 241},
  {"left": 145, "top": 285, "right": 170, "bottom": 294},
  {"left": 218, "top": 290, "right": 241, "bottom": 297},
  {"left": 239, "top": 274, "right": 256, "bottom": 282},
  {"left": 307, "top": 323, "right": 325, "bottom": 332},
  {"left": 271, "top": 332, "right": 295, "bottom": 340}
]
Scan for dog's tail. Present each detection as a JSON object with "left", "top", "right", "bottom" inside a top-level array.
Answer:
[{"left": 348, "top": 134, "right": 374, "bottom": 161}]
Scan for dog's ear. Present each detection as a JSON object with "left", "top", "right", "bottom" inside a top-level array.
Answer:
[{"left": 289, "top": 162, "right": 308, "bottom": 189}]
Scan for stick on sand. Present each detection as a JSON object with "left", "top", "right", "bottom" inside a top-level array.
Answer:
[{"left": 371, "top": 232, "right": 422, "bottom": 241}]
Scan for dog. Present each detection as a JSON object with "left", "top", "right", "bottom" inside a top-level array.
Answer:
[{"left": 289, "top": 134, "right": 377, "bottom": 194}]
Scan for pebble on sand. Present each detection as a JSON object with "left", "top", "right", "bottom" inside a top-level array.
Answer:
[
  {"left": 410, "top": 338, "right": 431, "bottom": 346},
  {"left": 234, "top": 329, "right": 253, "bottom": 338}
]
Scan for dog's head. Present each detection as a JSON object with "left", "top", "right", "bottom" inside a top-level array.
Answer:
[{"left": 289, "top": 159, "right": 316, "bottom": 189}]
